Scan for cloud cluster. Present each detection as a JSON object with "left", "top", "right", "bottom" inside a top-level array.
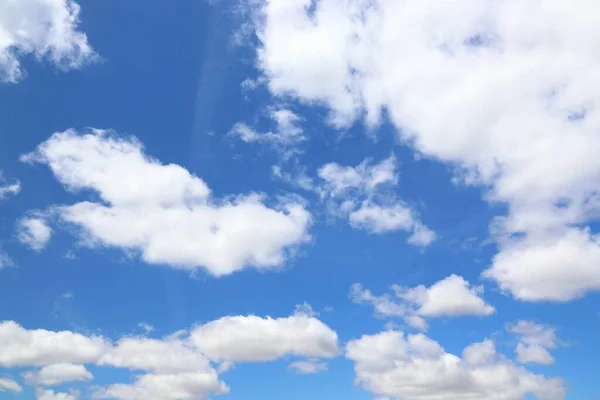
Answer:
[
  {"left": 17, "top": 216, "right": 53, "bottom": 252},
  {"left": 0, "top": 0, "right": 95, "bottom": 82},
  {"left": 0, "top": 312, "right": 339, "bottom": 399},
  {"left": 351, "top": 275, "right": 495, "bottom": 331},
  {"left": 250, "top": 0, "right": 600, "bottom": 301},
  {"left": 317, "top": 155, "right": 435, "bottom": 246},
  {"left": 346, "top": 330, "right": 565, "bottom": 400},
  {"left": 22, "top": 129, "right": 311, "bottom": 277},
  {"left": 508, "top": 321, "right": 559, "bottom": 365}
]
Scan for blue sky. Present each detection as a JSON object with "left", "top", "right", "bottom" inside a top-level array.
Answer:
[{"left": 0, "top": 1, "right": 599, "bottom": 399}]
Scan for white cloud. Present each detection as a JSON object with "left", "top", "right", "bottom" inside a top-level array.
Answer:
[
  {"left": 190, "top": 314, "right": 340, "bottom": 362},
  {"left": 352, "top": 275, "right": 494, "bottom": 331},
  {"left": 0, "top": 377, "right": 22, "bottom": 393},
  {"left": 1, "top": 312, "right": 340, "bottom": 399},
  {"left": 0, "top": 321, "right": 107, "bottom": 367},
  {"left": 92, "top": 372, "right": 228, "bottom": 400},
  {"left": 249, "top": 0, "right": 600, "bottom": 301},
  {"left": 24, "top": 363, "right": 92, "bottom": 386},
  {"left": 317, "top": 156, "right": 435, "bottom": 246},
  {"left": 137, "top": 322, "right": 154, "bottom": 334},
  {"left": 508, "top": 321, "right": 558, "bottom": 365},
  {"left": 36, "top": 389, "right": 78, "bottom": 400},
  {"left": 0, "top": 0, "right": 95, "bottom": 82},
  {"left": 0, "top": 172, "right": 20, "bottom": 200},
  {"left": 346, "top": 330, "right": 566, "bottom": 400},
  {"left": 17, "top": 216, "right": 52, "bottom": 251},
  {"left": 288, "top": 359, "right": 328, "bottom": 374},
  {"left": 230, "top": 108, "right": 305, "bottom": 159},
  {"left": 22, "top": 129, "right": 311, "bottom": 277}
]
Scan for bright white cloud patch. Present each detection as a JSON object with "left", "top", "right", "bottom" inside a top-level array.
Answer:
[
  {"left": 317, "top": 156, "right": 435, "bottom": 246},
  {"left": 0, "top": 172, "right": 20, "bottom": 200},
  {"left": 250, "top": 0, "right": 600, "bottom": 301},
  {"left": 346, "top": 331, "right": 566, "bottom": 400},
  {"left": 352, "top": 275, "right": 495, "bottom": 331},
  {"left": 190, "top": 314, "right": 340, "bottom": 362},
  {"left": 22, "top": 129, "right": 311, "bottom": 277},
  {"left": 36, "top": 388, "right": 78, "bottom": 400},
  {"left": 17, "top": 216, "right": 52, "bottom": 251},
  {"left": 508, "top": 321, "right": 559, "bottom": 365},
  {"left": 0, "top": 321, "right": 107, "bottom": 367},
  {"left": 0, "top": 377, "right": 22, "bottom": 393},
  {"left": 24, "top": 363, "right": 92, "bottom": 386},
  {"left": 0, "top": 0, "right": 95, "bottom": 82}
]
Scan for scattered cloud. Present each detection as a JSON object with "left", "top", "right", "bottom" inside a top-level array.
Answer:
[
  {"left": 36, "top": 388, "right": 79, "bottom": 400},
  {"left": 0, "top": 312, "right": 339, "bottom": 399},
  {"left": 0, "top": 377, "right": 22, "bottom": 393},
  {"left": 230, "top": 107, "right": 306, "bottom": 160},
  {"left": 0, "top": 0, "right": 96, "bottom": 83},
  {"left": 288, "top": 359, "right": 328, "bottom": 374},
  {"left": 17, "top": 216, "right": 53, "bottom": 251},
  {"left": 249, "top": 0, "right": 600, "bottom": 301},
  {"left": 0, "top": 172, "right": 20, "bottom": 200},
  {"left": 346, "top": 331, "right": 565, "bottom": 400},
  {"left": 317, "top": 156, "right": 435, "bottom": 246},
  {"left": 22, "top": 129, "right": 311, "bottom": 277},
  {"left": 351, "top": 275, "right": 495, "bottom": 331},
  {"left": 508, "top": 320, "right": 559, "bottom": 365},
  {"left": 23, "top": 363, "right": 93, "bottom": 386},
  {"left": 137, "top": 323, "right": 154, "bottom": 334}
]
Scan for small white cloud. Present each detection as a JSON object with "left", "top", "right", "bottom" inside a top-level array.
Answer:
[
  {"left": 288, "top": 359, "right": 328, "bottom": 374},
  {"left": 24, "top": 363, "right": 92, "bottom": 386},
  {"left": 508, "top": 320, "right": 559, "bottom": 365},
  {"left": 0, "top": 377, "right": 22, "bottom": 393},
  {"left": 137, "top": 322, "right": 154, "bottom": 334},
  {"left": 17, "top": 216, "right": 52, "bottom": 251},
  {"left": 294, "top": 302, "right": 319, "bottom": 318},
  {"left": 0, "top": 172, "right": 20, "bottom": 200},
  {"left": 352, "top": 275, "right": 495, "bottom": 331},
  {"left": 36, "top": 388, "right": 79, "bottom": 400},
  {"left": 318, "top": 156, "right": 435, "bottom": 246},
  {"left": 0, "top": 0, "right": 96, "bottom": 83}
]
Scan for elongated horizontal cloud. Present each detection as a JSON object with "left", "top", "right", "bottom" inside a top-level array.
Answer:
[
  {"left": 0, "top": 172, "right": 20, "bottom": 200},
  {"left": 0, "top": 0, "right": 95, "bottom": 82},
  {"left": 23, "top": 363, "right": 92, "bottom": 386},
  {"left": 249, "top": 0, "right": 600, "bottom": 301},
  {"left": 36, "top": 389, "right": 78, "bottom": 400},
  {"left": 0, "top": 377, "right": 22, "bottom": 393},
  {"left": 22, "top": 129, "right": 311, "bottom": 277},
  {"left": 1, "top": 312, "right": 339, "bottom": 400},
  {"left": 352, "top": 275, "right": 495, "bottom": 331},
  {"left": 346, "top": 331, "right": 566, "bottom": 400}
]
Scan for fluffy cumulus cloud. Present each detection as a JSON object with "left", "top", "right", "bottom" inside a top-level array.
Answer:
[
  {"left": 22, "top": 129, "right": 311, "bottom": 277},
  {"left": 0, "top": 313, "right": 339, "bottom": 399},
  {"left": 351, "top": 275, "right": 495, "bottom": 331},
  {"left": 0, "top": 0, "right": 95, "bottom": 82},
  {"left": 190, "top": 313, "right": 340, "bottom": 362},
  {"left": 17, "top": 216, "right": 53, "bottom": 251},
  {"left": 508, "top": 321, "right": 559, "bottom": 365},
  {"left": 249, "top": 0, "right": 600, "bottom": 301},
  {"left": 346, "top": 331, "right": 566, "bottom": 400},
  {"left": 0, "top": 377, "right": 22, "bottom": 393},
  {"left": 0, "top": 321, "right": 108, "bottom": 367},
  {"left": 23, "top": 363, "right": 92, "bottom": 386},
  {"left": 317, "top": 156, "right": 435, "bottom": 246}
]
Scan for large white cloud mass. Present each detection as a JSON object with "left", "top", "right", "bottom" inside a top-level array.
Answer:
[{"left": 249, "top": 0, "right": 600, "bottom": 301}]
